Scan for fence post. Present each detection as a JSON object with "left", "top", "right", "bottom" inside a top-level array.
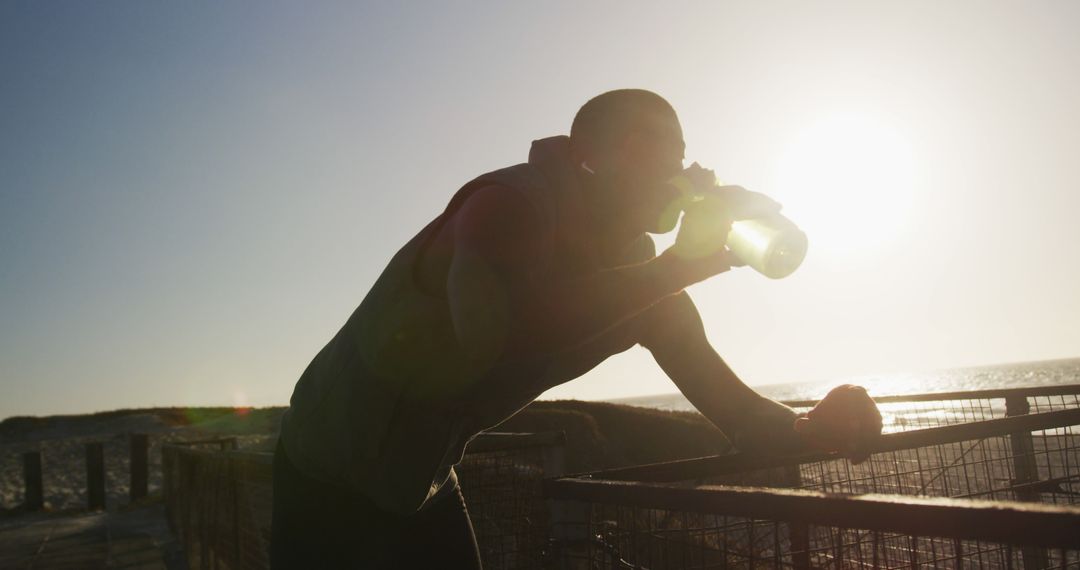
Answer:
[
  {"left": 541, "top": 432, "right": 567, "bottom": 477},
  {"left": 231, "top": 456, "right": 242, "bottom": 570},
  {"left": 23, "top": 451, "right": 44, "bottom": 510},
  {"left": 1005, "top": 395, "right": 1048, "bottom": 570},
  {"left": 547, "top": 496, "right": 590, "bottom": 567},
  {"left": 130, "top": 434, "right": 149, "bottom": 502},
  {"left": 539, "top": 434, "right": 569, "bottom": 567},
  {"left": 86, "top": 442, "right": 106, "bottom": 510},
  {"left": 162, "top": 446, "right": 178, "bottom": 534},
  {"left": 784, "top": 464, "right": 812, "bottom": 570}
]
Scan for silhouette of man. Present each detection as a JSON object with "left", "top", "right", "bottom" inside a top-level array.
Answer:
[{"left": 270, "top": 89, "right": 882, "bottom": 569}]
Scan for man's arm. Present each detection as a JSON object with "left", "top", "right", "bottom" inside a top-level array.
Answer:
[
  {"left": 639, "top": 291, "right": 809, "bottom": 455},
  {"left": 447, "top": 185, "right": 731, "bottom": 369}
]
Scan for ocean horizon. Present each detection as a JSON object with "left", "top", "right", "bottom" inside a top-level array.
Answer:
[{"left": 604, "top": 356, "right": 1080, "bottom": 413}]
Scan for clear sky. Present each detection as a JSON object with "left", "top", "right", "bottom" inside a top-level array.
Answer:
[{"left": 2, "top": 1, "right": 1078, "bottom": 420}]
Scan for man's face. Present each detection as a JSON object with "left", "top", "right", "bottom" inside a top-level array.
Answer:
[{"left": 591, "top": 113, "right": 687, "bottom": 235}]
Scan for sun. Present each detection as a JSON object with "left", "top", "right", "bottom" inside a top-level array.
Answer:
[{"left": 769, "top": 112, "right": 918, "bottom": 259}]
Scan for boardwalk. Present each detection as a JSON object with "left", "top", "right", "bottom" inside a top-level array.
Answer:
[{"left": 0, "top": 504, "right": 184, "bottom": 570}]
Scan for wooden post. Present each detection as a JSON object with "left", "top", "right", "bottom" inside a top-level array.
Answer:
[
  {"left": 540, "top": 434, "right": 568, "bottom": 567},
  {"left": 162, "top": 445, "right": 178, "bottom": 534},
  {"left": 540, "top": 432, "right": 567, "bottom": 478},
  {"left": 86, "top": 442, "right": 106, "bottom": 510},
  {"left": 1005, "top": 395, "right": 1048, "bottom": 570},
  {"left": 22, "top": 451, "right": 44, "bottom": 510},
  {"left": 232, "top": 458, "right": 242, "bottom": 570},
  {"left": 547, "top": 497, "right": 590, "bottom": 564},
  {"left": 130, "top": 434, "right": 149, "bottom": 501}
]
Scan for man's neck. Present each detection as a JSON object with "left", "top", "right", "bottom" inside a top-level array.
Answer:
[{"left": 575, "top": 169, "right": 646, "bottom": 259}]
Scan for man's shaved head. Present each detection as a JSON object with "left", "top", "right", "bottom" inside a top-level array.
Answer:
[
  {"left": 570, "top": 89, "right": 682, "bottom": 159},
  {"left": 568, "top": 89, "right": 688, "bottom": 237}
]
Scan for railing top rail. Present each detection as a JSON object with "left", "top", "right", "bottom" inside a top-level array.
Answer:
[
  {"left": 779, "top": 383, "right": 1080, "bottom": 408},
  {"left": 164, "top": 437, "right": 238, "bottom": 449},
  {"left": 542, "top": 478, "right": 1080, "bottom": 549},
  {"left": 567, "top": 407, "right": 1080, "bottom": 483},
  {"left": 227, "top": 449, "right": 274, "bottom": 463},
  {"left": 163, "top": 442, "right": 253, "bottom": 461}
]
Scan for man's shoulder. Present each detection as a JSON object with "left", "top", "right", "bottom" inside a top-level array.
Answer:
[
  {"left": 446, "top": 163, "right": 561, "bottom": 243},
  {"left": 472, "top": 164, "right": 557, "bottom": 221},
  {"left": 448, "top": 184, "right": 555, "bottom": 270},
  {"left": 475, "top": 162, "right": 548, "bottom": 192}
]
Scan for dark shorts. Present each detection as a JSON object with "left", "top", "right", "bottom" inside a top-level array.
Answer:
[{"left": 270, "top": 439, "right": 482, "bottom": 569}]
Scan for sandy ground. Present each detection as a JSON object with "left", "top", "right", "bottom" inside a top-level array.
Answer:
[{"left": 0, "top": 503, "right": 185, "bottom": 569}]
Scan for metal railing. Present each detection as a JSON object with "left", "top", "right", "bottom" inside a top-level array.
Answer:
[
  {"left": 780, "top": 383, "right": 1080, "bottom": 433},
  {"left": 161, "top": 385, "right": 1080, "bottom": 569},
  {"left": 543, "top": 479, "right": 1080, "bottom": 569},
  {"left": 162, "top": 439, "right": 268, "bottom": 570},
  {"left": 545, "top": 385, "right": 1080, "bottom": 569},
  {"left": 161, "top": 432, "right": 566, "bottom": 570},
  {"left": 458, "top": 431, "right": 567, "bottom": 569}
]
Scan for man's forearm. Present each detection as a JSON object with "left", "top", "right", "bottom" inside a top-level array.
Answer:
[
  {"left": 723, "top": 396, "right": 809, "bottom": 456},
  {"left": 501, "top": 250, "right": 718, "bottom": 359},
  {"left": 678, "top": 350, "right": 807, "bottom": 455},
  {"left": 643, "top": 298, "right": 809, "bottom": 457}
]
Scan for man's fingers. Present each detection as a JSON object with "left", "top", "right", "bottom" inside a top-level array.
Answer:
[
  {"left": 794, "top": 417, "right": 846, "bottom": 453},
  {"left": 800, "top": 384, "right": 883, "bottom": 465},
  {"left": 725, "top": 247, "right": 747, "bottom": 267},
  {"left": 797, "top": 413, "right": 878, "bottom": 459},
  {"left": 682, "top": 162, "right": 718, "bottom": 192},
  {"left": 866, "top": 397, "right": 885, "bottom": 431}
]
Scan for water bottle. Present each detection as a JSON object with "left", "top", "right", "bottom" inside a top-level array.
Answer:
[{"left": 666, "top": 174, "right": 808, "bottom": 279}]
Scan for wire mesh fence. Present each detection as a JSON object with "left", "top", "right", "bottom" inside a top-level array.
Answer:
[
  {"left": 545, "top": 385, "right": 1080, "bottom": 569},
  {"left": 543, "top": 480, "right": 1080, "bottom": 570},
  {"left": 457, "top": 432, "right": 566, "bottom": 569},
  {"left": 159, "top": 385, "right": 1080, "bottom": 569},
  {"left": 162, "top": 438, "right": 270, "bottom": 570},
  {"left": 782, "top": 385, "right": 1080, "bottom": 434},
  {"left": 161, "top": 432, "right": 565, "bottom": 570}
]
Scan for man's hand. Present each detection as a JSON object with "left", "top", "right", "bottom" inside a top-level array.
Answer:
[
  {"left": 662, "top": 163, "right": 728, "bottom": 261},
  {"left": 794, "top": 384, "right": 883, "bottom": 464},
  {"left": 664, "top": 162, "right": 783, "bottom": 267}
]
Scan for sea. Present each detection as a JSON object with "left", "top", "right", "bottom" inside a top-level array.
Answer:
[{"left": 605, "top": 357, "right": 1080, "bottom": 413}]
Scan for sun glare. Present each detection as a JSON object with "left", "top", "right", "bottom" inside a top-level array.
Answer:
[
  {"left": 770, "top": 112, "right": 918, "bottom": 259},
  {"left": 232, "top": 388, "right": 251, "bottom": 414}
]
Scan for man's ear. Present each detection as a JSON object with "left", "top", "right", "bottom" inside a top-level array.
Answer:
[
  {"left": 570, "top": 138, "right": 620, "bottom": 171},
  {"left": 567, "top": 138, "right": 585, "bottom": 163},
  {"left": 568, "top": 141, "right": 594, "bottom": 171}
]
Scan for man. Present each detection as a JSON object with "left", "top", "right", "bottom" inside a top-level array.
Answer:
[{"left": 270, "top": 89, "right": 882, "bottom": 569}]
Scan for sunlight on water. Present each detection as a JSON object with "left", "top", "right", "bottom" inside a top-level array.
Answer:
[{"left": 609, "top": 358, "right": 1080, "bottom": 434}]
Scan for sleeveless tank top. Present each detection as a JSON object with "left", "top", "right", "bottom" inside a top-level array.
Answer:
[{"left": 279, "top": 136, "right": 655, "bottom": 516}]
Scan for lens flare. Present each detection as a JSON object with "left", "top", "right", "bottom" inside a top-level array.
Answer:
[
  {"left": 232, "top": 388, "right": 252, "bottom": 416},
  {"left": 771, "top": 111, "right": 919, "bottom": 258}
]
